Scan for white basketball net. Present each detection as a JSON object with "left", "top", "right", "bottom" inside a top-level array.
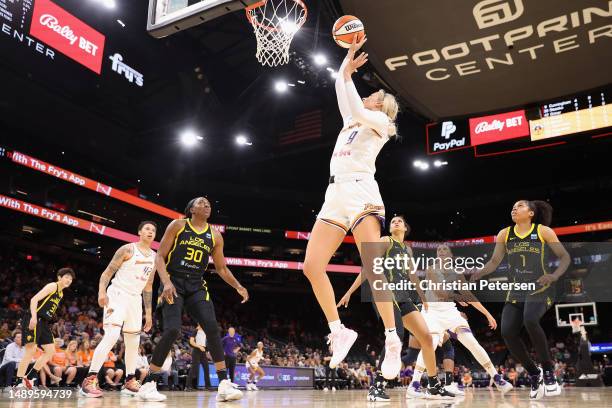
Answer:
[{"left": 246, "top": 0, "right": 307, "bottom": 67}]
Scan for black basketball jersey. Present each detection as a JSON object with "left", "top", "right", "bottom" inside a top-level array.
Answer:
[
  {"left": 383, "top": 237, "right": 415, "bottom": 303},
  {"left": 166, "top": 219, "right": 215, "bottom": 277},
  {"left": 505, "top": 223, "right": 551, "bottom": 299},
  {"left": 37, "top": 282, "right": 63, "bottom": 321}
]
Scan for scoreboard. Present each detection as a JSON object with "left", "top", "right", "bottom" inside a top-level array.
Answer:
[{"left": 541, "top": 90, "right": 608, "bottom": 117}]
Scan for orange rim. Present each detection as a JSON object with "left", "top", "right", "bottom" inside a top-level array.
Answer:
[{"left": 246, "top": 0, "right": 308, "bottom": 33}]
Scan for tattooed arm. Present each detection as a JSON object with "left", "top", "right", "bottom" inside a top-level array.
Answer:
[
  {"left": 98, "top": 244, "right": 132, "bottom": 307},
  {"left": 142, "top": 264, "right": 155, "bottom": 332}
]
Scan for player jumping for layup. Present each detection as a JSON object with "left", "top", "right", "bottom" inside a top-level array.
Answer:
[
  {"left": 80, "top": 221, "right": 158, "bottom": 399},
  {"left": 303, "top": 36, "right": 403, "bottom": 380},
  {"left": 471, "top": 200, "right": 570, "bottom": 400},
  {"left": 141, "top": 197, "right": 248, "bottom": 402},
  {"left": 16, "top": 268, "right": 75, "bottom": 389}
]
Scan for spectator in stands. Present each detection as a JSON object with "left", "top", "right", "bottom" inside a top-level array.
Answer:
[
  {"left": 462, "top": 370, "right": 473, "bottom": 388},
  {"left": 63, "top": 340, "right": 80, "bottom": 387},
  {"left": 160, "top": 351, "right": 179, "bottom": 390},
  {"left": 0, "top": 332, "right": 24, "bottom": 389},
  {"left": 101, "top": 349, "right": 123, "bottom": 389},
  {"left": 508, "top": 368, "right": 518, "bottom": 387},
  {"left": 322, "top": 347, "right": 336, "bottom": 391},
  {"left": 0, "top": 323, "right": 11, "bottom": 339},
  {"left": 357, "top": 363, "right": 369, "bottom": 389},
  {"left": 400, "top": 364, "right": 413, "bottom": 387},
  {"left": 48, "top": 338, "right": 69, "bottom": 386},
  {"left": 222, "top": 327, "right": 241, "bottom": 382},
  {"left": 135, "top": 346, "right": 149, "bottom": 384},
  {"left": 77, "top": 339, "right": 93, "bottom": 368}
]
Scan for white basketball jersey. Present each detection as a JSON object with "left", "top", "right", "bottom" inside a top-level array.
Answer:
[
  {"left": 329, "top": 122, "right": 389, "bottom": 176},
  {"left": 250, "top": 349, "right": 263, "bottom": 364},
  {"left": 111, "top": 243, "right": 155, "bottom": 296}
]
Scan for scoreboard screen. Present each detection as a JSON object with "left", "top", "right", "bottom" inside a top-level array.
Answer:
[
  {"left": 0, "top": 0, "right": 33, "bottom": 30},
  {"left": 541, "top": 90, "right": 609, "bottom": 117}
]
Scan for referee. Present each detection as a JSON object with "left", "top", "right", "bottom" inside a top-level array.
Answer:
[
  {"left": 188, "top": 324, "right": 211, "bottom": 389},
  {"left": 222, "top": 327, "right": 241, "bottom": 382}
]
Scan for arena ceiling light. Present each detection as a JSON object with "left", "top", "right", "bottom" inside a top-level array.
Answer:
[
  {"left": 313, "top": 54, "right": 328, "bottom": 66},
  {"left": 180, "top": 130, "right": 203, "bottom": 147},
  {"left": 274, "top": 81, "right": 288, "bottom": 93},
  {"left": 235, "top": 134, "right": 253, "bottom": 146},
  {"left": 91, "top": 0, "right": 116, "bottom": 9},
  {"left": 433, "top": 160, "right": 448, "bottom": 168}
]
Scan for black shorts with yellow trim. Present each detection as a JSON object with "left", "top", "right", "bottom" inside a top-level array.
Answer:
[{"left": 21, "top": 312, "right": 54, "bottom": 347}]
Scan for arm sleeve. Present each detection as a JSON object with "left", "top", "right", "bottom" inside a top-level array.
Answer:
[
  {"left": 335, "top": 57, "right": 351, "bottom": 127},
  {"left": 345, "top": 80, "right": 389, "bottom": 138}
]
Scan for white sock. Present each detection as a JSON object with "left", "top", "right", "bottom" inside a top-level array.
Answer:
[
  {"left": 89, "top": 325, "right": 121, "bottom": 373},
  {"left": 384, "top": 328, "right": 397, "bottom": 339},
  {"left": 413, "top": 366, "right": 424, "bottom": 384},
  {"left": 328, "top": 320, "right": 342, "bottom": 334},
  {"left": 123, "top": 332, "right": 140, "bottom": 377},
  {"left": 456, "top": 330, "right": 497, "bottom": 377}
]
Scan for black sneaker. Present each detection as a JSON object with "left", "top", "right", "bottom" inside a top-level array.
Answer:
[
  {"left": 367, "top": 384, "right": 390, "bottom": 402},
  {"left": 543, "top": 370, "right": 561, "bottom": 396},
  {"left": 426, "top": 380, "right": 455, "bottom": 400},
  {"left": 529, "top": 368, "right": 544, "bottom": 400}
]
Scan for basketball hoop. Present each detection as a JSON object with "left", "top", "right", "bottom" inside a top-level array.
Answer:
[
  {"left": 570, "top": 317, "right": 583, "bottom": 334},
  {"left": 246, "top": 0, "right": 307, "bottom": 67}
]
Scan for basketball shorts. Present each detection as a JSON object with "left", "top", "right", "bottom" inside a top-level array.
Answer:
[
  {"left": 103, "top": 284, "right": 143, "bottom": 333},
  {"left": 21, "top": 312, "right": 54, "bottom": 347},
  {"left": 421, "top": 303, "right": 470, "bottom": 338},
  {"left": 247, "top": 360, "right": 260, "bottom": 369},
  {"left": 317, "top": 174, "right": 385, "bottom": 233}
]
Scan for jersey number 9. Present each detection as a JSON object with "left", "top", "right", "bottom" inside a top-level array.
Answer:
[{"left": 185, "top": 248, "right": 204, "bottom": 263}]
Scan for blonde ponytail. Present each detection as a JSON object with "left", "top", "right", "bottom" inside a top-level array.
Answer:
[{"left": 379, "top": 90, "right": 399, "bottom": 137}]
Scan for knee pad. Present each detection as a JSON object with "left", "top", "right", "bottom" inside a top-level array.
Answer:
[
  {"left": 403, "top": 347, "right": 420, "bottom": 366},
  {"left": 441, "top": 339, "right": 455, "bottom": 361}
]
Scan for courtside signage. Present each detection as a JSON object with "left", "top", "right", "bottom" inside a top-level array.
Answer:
[
  {"left": 469, "top": 110, "right": 529, "bottom": 146},
  {"left": 30, "top": 0, "right": 105, "bottom": 74}
]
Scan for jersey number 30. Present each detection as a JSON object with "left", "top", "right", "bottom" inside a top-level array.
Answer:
[{"left": 185, "top": 248, "right": 204, "bottom": 263}]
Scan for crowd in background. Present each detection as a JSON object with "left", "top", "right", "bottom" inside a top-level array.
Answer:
[{"left": 0, "top": 247, "right": 609, "bottom": 391}]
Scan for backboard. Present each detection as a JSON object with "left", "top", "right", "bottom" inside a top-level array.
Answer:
[
  {"left": 555, "top": 302, "right": 598, "bottom": 328},
  {"left": 147, "top": 0, "right": 258, "bottom": 38}
]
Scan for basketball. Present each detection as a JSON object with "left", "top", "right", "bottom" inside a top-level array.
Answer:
[{"left": 333, "top": 15, "right": 365, "bottom": 48}]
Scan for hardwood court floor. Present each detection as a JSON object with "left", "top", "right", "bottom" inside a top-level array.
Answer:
[{"left": 1, "top": 387, "right": 611, "bottom": 408}]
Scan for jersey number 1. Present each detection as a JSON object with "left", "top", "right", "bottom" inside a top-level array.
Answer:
[{"left": 346, "top": 130, "right": 358, "bottom": 144}]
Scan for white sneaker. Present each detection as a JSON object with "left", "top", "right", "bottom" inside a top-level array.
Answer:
[
  {"left": 136, "top": 381, "right": 167, "bottom": 402},
  {"left": 331, "top": 386, "right": 336, "bottom": 392},
  {"left": 406, "top": 381, "right": 425, "bottom": 399},
  {"left": 323, "top": 387, "right": 329, "bottom": 392},
  {"left": 445, "top": 382, "right": 465, "bottom": 396},
  {"left": 493, "top": 374, "right": 513, "bottom": 394},
  {"left": 328, "top": 325, "right": 358, "bottom": 368},
  {"left": 381, "top": 332, "right": 402, "bottom": 379},
  {"left": 251, "top": 383, "right": 259, "bottom": 391},
  {"left": 216, "top": 379, "right": 243, "bottom": 402},
  {"left": 529, "top": 368, "right": 545, "bottom": 400}
]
